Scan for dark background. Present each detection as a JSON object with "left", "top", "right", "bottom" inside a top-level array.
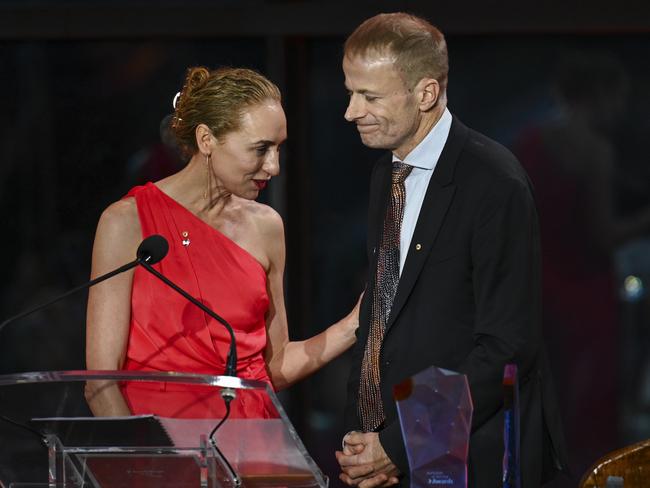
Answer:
[{"left": 0, "top": 1, "right": 649, "bottom": 486}]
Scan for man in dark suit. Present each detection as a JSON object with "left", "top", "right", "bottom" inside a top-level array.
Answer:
[{"left": 335, "top": 13, "right": 568, "bottom": 488}]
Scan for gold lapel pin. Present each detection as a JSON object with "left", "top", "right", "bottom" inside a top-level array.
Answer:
[{"left": 415, "top": 243, "right": 422, "bottom": 251}]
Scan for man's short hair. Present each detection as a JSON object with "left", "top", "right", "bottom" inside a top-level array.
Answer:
[{"left": 344, "top": 12, "right": 448, "bottom": 93}]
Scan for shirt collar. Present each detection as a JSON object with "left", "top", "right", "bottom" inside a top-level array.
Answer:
[{"left": 392, "top": 107, "right": 452, "bottom": 170}]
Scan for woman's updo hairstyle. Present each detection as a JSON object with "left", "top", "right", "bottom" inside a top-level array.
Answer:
[{"left": 171, "top": 66, "right": 281, "bottom": 156}]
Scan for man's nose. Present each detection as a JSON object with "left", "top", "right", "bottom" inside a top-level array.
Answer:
[{"left": 344, "top": 94, "right": 364, "bottom": 121}]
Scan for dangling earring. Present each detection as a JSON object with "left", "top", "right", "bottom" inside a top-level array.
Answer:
[{"left": 203, "top": 153, "right": 211, "bottom": 201}]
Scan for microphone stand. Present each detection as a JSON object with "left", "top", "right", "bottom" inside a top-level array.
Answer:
[
  {"left": 0, "top": 260, "right": 140, "bottom": 334},
  {"left": 137, "top": 260, "right": 241, "bottom": 487},
  {"left": 137, "top": 261, "right": 238, "bottom": 383},
  {"left": 0, "top": 234, "right": 167, "bottom": 334}
]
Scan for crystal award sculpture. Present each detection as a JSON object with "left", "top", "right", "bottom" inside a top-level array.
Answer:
[{"left": 393, "top": 365, "right": 473, "bottom": 488}]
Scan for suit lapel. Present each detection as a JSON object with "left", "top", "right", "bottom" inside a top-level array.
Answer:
[
  {"left": 385, "top": 116, "right": 469, "bottom": 332},
  {"left": 358, "top": 156, "right": 392, "bottom": 343},
  {"left": 367, "top": 155, "right": 392, "bottom": 262}
]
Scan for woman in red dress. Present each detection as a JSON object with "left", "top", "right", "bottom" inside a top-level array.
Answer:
[{"left": 84, "top": 66, "right": 359, "bottom": 418}]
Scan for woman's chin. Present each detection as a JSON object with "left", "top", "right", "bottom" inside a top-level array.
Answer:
[{"left": 233, "top": 188, "right": 260, "bottom": 201}]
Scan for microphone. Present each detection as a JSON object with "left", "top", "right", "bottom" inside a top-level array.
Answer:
[
  {"left": 0, "top": 235, "right": 168, "bottom": 333},
  {"left": 136, "top": 234, "right": 169, "bottom": 265},
  {"left": 135, "top": 240, "right": 238, "bottom": 380}
]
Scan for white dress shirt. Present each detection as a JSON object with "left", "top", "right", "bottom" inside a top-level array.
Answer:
[{"left": 392, "top": 108, "right": 452, "bottom": 275}]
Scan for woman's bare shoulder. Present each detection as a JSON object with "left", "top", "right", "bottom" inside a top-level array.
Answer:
[
  {"left": 245, "top": 200, "right": 284, "bottom": 238},
  {"left": 95, "top": 197, "right": 142, "bottom": 253}
]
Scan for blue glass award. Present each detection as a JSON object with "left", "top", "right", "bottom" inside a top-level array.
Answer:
[{"left": 393, "top": 366, "right": 473, "bottom": 488}]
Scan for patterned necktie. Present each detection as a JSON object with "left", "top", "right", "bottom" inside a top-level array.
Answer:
[{"left": 358, "top": 161, "right": 413, "bottom": 432}]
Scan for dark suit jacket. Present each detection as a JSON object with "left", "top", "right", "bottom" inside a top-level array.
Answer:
[{"left": 344, "top": 116, "right": 568, "bottom": 487}]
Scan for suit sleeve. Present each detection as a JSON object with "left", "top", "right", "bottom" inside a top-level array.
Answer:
[
  {"left": 343, "top": 288, "right": 368, "bottom": 433},
  {"left": 460, "top": 175, "right": 542, "bottom": 430},
  {"left": 379, "top": 418, "right": 409, "bottom": 475}
]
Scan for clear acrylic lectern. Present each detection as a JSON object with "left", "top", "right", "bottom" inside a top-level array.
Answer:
[{"left": 0, "top": 370, "right": 327, "bottom": 488}]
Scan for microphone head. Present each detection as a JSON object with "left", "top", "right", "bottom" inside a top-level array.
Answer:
[{"left": 136, "top": 235, "right": 169, "bottom": 265}]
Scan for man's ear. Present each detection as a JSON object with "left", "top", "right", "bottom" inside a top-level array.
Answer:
[
  {"left": 416, "top": 78, "right": 440, "bottom": 112},
  {"left": 195, "top": 124, "right": 214, "bottom": 155}
]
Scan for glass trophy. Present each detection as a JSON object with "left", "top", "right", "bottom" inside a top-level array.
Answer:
[{"left": 393, "top": 365, "right": 473, "bottom": 488}]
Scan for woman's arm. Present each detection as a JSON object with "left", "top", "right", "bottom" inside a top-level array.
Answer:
[
  {"left": 261, "top": 210, "right": 360, "bottom": 390},
  {"left": 84, "top": 198, "right": 141, "bottom": 416}
]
